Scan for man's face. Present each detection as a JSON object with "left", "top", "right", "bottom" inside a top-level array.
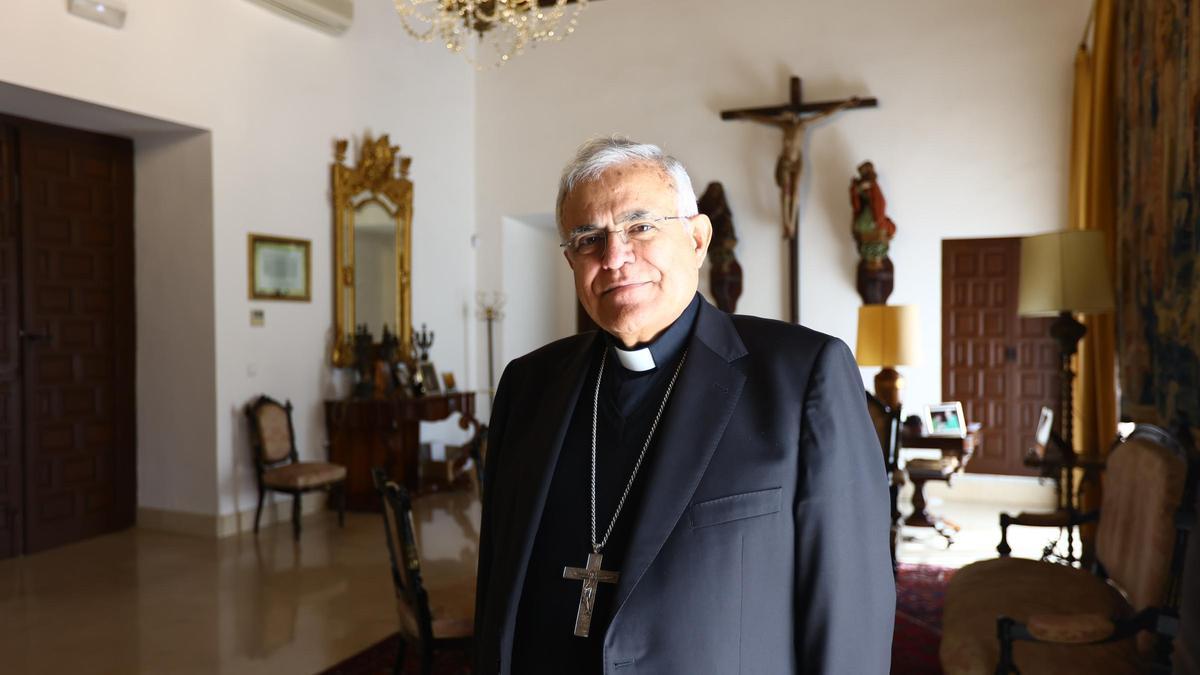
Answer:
[{"left": 560, "top": 162, "right": 712, "bottom": 347}]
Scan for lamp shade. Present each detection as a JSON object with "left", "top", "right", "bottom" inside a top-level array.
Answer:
[
  {"left": 1018, "top": 230, "right": 1115, "bottom": 316},
  {"left": 856, "top": 304, "right": 921, "bottom": 367}
]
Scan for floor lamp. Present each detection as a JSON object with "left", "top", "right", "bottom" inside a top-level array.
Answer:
[
  {"left": 856, "top": 304, "right": 921, "bottom": 411},
  {"left": 1016, "top": 229, "right": 1114, "bottom": 563}
]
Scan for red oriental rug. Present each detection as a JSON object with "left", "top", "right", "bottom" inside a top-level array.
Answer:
[
  {"left": 892, "top": 562, "right": 955, "bottom": 675},
  {"left": 320, "top": 562, "right": 954, "bottom": 675}
]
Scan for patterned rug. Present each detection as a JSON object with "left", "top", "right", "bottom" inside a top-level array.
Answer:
[
  {"left": 893, "top": 562, "right": 956, "bottom": 674},
  {"left": 320, "top": 562, "right": 954, "bottom": 674}
]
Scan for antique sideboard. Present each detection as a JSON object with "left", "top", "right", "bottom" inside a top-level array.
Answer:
[{"left": 325, "top": 391, "right": 478, "bottom": 511}]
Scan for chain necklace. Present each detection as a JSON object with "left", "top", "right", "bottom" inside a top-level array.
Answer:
[
  {"left": 562, "top": 345, "right": 689, "bottom": 638},
  {"left": 590, "top": 346, "right": 689, "bottom": 551}
]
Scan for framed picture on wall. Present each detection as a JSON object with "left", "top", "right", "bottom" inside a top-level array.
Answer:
[
  {"left": 249, "top": 234, "right": 311, "bottom": 301},
  {"left": 923, "top": 402, "right": 966, "bottom": 438}
]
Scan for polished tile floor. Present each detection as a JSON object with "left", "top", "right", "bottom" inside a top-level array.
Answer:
[
  {"left": 0, "top": 490, "right": 481, "bottom": 675},
  {"left": 0, "top": 482, "right": 1055, "bottom": 674}
]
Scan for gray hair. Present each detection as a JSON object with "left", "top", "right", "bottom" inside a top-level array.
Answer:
[{"left": 555, "top": 136, "right": 699, "bottom": 230}]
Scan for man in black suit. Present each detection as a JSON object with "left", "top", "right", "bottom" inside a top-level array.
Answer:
[{"left": 474, "top": 137, "right": 895, "bottom": 674}]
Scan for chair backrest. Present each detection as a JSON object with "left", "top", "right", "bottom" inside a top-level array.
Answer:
[
  {"left": 865, "top": 392, "right": 900, "bottom": 474},
  {"left": 1095, "top": 424, "right": 1188, "bottom": 616},
  {"left": 371, "top": 467, "right": 432, "bottom": 643},
  {"left": 244, "top": 395, "right": 298, "bottom": 468},
  {"left": 1175, "top": 490, "right": 1200, "bottom": 675}
]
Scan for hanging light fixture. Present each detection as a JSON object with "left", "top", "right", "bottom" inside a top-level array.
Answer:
[{"left": 393, "top": 0, "right": 587, "bottom": 66}]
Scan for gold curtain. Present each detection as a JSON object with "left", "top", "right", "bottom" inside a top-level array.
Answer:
[{"left": 1070, "top": 0, "right": 1117, "bottom": 556}]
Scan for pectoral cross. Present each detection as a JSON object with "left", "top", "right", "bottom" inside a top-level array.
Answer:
[
  {"left": 562, "top": 551, "right": 620, "bottom": 637},
  {"left": 721, "top": 76, "right": 878, "bottom": 324}
]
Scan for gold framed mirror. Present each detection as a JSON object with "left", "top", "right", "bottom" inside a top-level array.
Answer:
[{"left": 331, "top": 134, "right": 413, "bottom": 367}]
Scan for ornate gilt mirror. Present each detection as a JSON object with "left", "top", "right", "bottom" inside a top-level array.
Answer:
[{"left": 331, "top": 134, "right": 413, "bottom": 366}]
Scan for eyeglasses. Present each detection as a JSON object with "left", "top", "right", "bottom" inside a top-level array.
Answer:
[{"left": 559, "top": 215, "right": 692, "bottom": 257}]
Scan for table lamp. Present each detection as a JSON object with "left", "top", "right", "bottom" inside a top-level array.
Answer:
[
  {"left": 856, "top": 304, "right": 921, "bottom": 410},
  {"left": 1017, "top": 230, "right": 1115, "bottom": 451}
]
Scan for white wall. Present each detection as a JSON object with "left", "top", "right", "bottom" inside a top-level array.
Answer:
[
  {"left": 0, "top": 0, "right": 477, "bottom": 523},
  {"left": 500, "top": 214, "right": 577, "bottom": 366},
  {"left": 475, "top": 0, "right": 1090, "bottom": 418}
]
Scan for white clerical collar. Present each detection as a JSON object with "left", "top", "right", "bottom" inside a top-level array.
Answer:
[{"left": 613, "top": 346, "right": 656, "bottom": 372}]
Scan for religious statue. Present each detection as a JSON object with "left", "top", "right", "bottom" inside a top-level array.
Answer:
[
  {"left": 742, "top": 96, "right": 862, "bottom": 240},
  {"left": 698, "top": 182, "right": 743, "bottom": 313},
  {"left": 849, "top": 161, "right": 897, "bottom": 266},
  {"left": 375, "top": 325, "right": 400, "bottom": 398},
  {"left": 721, "top": 77, "right": 878, "bottom": 322},
  {"left": 849, "top": 161, "right": 897, "bottom": 304}
]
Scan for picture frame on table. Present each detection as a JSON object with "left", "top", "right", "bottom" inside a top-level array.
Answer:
[
  {"left": 248, "top": 234, "right": 311, "bottom": 301},
  {"left": 923, "top": 401, "right": 966, "bottom": 438},
  {"left": 419, "top": 362, "right": 441, "bottom": 396},
  {"left": 1031, "top": 406, "right": 1055, "bottom": 459}
]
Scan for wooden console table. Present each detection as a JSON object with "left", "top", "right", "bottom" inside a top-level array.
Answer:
[
  {"left": 325, "top": 392, "right": 479, "bottom": 511},
  {"left": 900, "top": 427, "right": 979, "bottom": 537}
]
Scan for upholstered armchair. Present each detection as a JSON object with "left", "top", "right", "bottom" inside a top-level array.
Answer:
[
  {"left": 245, "top": 395, "right": 347, "bottom": 541},
  {"left": 940, "top": 424, "right": 1194, "bottom": 675}
]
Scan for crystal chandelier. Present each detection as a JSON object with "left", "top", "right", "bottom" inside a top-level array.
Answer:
[{"left": 394, "top": 0, "right": 587, "bottom": 67}]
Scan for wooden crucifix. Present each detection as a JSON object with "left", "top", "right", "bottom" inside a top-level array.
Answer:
[{"left": 721, "top": 76, "right": 878, "bottom": 323}]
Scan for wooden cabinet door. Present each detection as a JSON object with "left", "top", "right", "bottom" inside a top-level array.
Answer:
[
  {"left": 17, "top": 117, "right": 134, "bottom": 554},
  {"left": 942, "top": 238, "right": 1059, "bottom": 476},
  {"left": 0, "top": 122, "right": 21, "bottom": 559}
]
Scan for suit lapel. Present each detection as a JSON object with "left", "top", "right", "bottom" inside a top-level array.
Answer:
[
  {"left": 495, "top": 332, "right": 598, "bottom": 652},
  {"left": 612, "top": 300, "right": 748, "bottom": 614}
]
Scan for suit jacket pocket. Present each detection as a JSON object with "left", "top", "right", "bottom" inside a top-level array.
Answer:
[{"left": 689, "top": 487, "right": 782, "bottom": 529}]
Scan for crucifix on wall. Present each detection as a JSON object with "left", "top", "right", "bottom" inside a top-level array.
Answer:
[{"left": 721, "top": 76, "right": 878, "bottom": 323}]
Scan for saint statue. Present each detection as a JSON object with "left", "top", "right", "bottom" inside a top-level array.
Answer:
[
  {"left": 698, "top": 182, "right": 742, "bottom": 313},
  {"left": 849, "top": 161, "right": 897, "bottom": 268}
]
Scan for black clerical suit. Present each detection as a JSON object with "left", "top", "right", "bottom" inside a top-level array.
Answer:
[{"left": 475, "top": 295, "right": 896, "bottom": 674}]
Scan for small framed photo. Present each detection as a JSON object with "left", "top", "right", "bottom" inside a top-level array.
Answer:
[
  {"left": 923, "top": 402, "right": 966, "bottom": 438},
  {"left": 441, "top": 371, "right": 457, "bottom": 392},
  {"left": 419, "top": 362, "right": 441, "bottom": 395},
  {"left": 249, "top": 234, "right": 311, "bottom": 301},
  {"left": 1032, "top": 406, "right": 1055, "bottom": 458}
]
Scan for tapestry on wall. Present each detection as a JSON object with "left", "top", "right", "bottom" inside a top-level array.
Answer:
[{"left": 1116, "top": 0, "right": 1200, "bottom": 432}]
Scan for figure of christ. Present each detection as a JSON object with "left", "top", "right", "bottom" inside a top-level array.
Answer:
[{"left": 744, "top": 96, "right": 861, "bottom": 240}]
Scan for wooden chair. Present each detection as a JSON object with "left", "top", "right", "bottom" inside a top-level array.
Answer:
[
  {"left": 996, "top": 429, "right": 1103, "bottom": 565},
  {"left": 372, "top": 467, "right": 473, "bottom": 675},
  {"left": 865, "top": 392, "right": 903, "bottom": 571},
  {"left": 940, "top": 424, "right": 1195, "bottom": 675},
  {"left": 244, "top": 395, "right": 346, "bottom": 541}
]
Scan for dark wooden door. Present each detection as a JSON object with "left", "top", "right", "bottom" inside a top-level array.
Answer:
[
  {"left": 14, "top": 116, "right": 135, "bottom": 554},
  {"left": 942, "top": 238, "right": 1059, "bottom": 476},
  {"left": 0, "top": 121, "right": 21, "bottom": 558}
]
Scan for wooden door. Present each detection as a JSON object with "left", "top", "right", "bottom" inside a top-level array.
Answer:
[
  {"left": 15, "top": 116, "right": 135, "bottom": 554},
  {"left": 942, "top": 238, "right": 1059, "bottom": 476},
  {"left": 0, "top": 121, "right": 21, "bottom": 558}
]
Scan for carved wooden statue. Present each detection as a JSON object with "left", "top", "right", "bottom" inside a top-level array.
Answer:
[
  {"left": 849, "top": 161, "right": 897, "bottom": 304},
  {"left": 698, "top": 182, "right": 742, "bottom": 313}
]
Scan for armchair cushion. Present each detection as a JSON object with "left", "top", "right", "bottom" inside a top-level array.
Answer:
[
  {"left": 262, "top": 462, "right": 347, "bottom": 490},
  {"left": 941, "top": 557, "right": 1140, "bottom": 675},
  {"left": 1026, "top": 612, "right": 1114, "bottom": 644}
]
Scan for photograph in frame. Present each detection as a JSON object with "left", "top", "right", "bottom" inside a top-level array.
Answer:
[
  {"left": 420, "top": 362, "right": 441, "bottom": 396},
  {"left": 1032, "top": 406, "right": 1055, "bottom": 458},
  {"left": 923, "top": 401, "right": 966, "bottom": 438},
  {"left": 249, "top": 234, "right": 311, "bottom": 301}
]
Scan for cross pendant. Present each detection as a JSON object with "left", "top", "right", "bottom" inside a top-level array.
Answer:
[{"left": 562, "top": 551, "right": 620, "bottom": 637}]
